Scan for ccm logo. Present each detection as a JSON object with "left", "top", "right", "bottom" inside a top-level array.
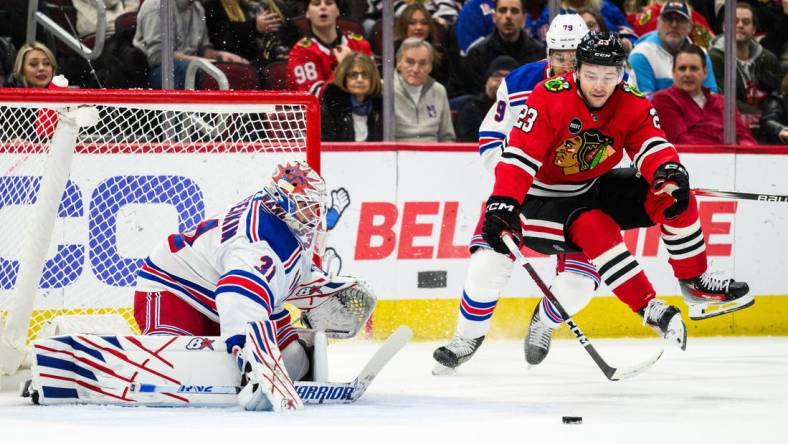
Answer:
[{"left": 487, "top": 202, "right": 515, "bottom": 212}]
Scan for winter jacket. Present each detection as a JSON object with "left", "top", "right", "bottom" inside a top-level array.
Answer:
[
  {"left": 628, "top": 31, "right": 718, "bottom": 95},
  {"left": 455, "top": 92, "right": 495, "bottom": 142},
  {"left": 759, "top": 93, "right": 788, "bottom": 145},
  {"left": 320, "top": 83, "right": 383, "bottom": 142},
  {"left": 651, "top": 85, "right": 756, "bottom": 145},
  {"left": 394, "top": 73, "right": 455, "bottom": 142},
  {"left": 460, "top": 30, "right": 544, "bottom": 96},
  {"left": 708, "top": 34, "right": 781, "bottom": 116}
]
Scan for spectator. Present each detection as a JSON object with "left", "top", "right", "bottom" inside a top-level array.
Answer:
[
  {"left": 651, "top": 44, "right": 756, "bottom": 145},
  {"left": 708, "top": 3, "right": 781, "bottom": 138},
  {"left": 203, "top": 0, "right": 302, "bottom": 67},
  {"left": 712, "top": 0, "right": 787, "bottom": 60},
  {"left": 0, "top": 37, "right": 16, "bottom": 86},
  {"left": 365, "top": 0, "right": 461, "bottom": 33},
  {"left": 454, "top": 0, "right": 497, "bottom": 55},
  {"left": 461, "top": 0, "right": 545, "bottom": 96},
  {"left": 72, "top": 0, "right": 139, "bottom": 37},
  {"left": 527, "top": 0, "right": 636, "bottom": 47},
  {"left": 628, "top": 1, "right": 718, "bottom": 95},
  {"left": 395, "top": 4, "right": 453, "bottom": 94},
  {"left": 578, "top": 7, "right": 607, "bottom": 32},
  {"left": 627, "top": 0, "right": 715, "bottom": 48},
  {"left": 287, "top": 0, "right": 372, "bottom": 97},
  {"left": 759, "top": 75, "right": 788, "bottom": 144},
  {"left": 394, "top": 38, "right": 455, "bottom": 142},
  {"left": 133, "top": 0, "right": 249, "bottom": 89},
  {"left": 455, "top": 55, "right": 517, "bottom": 141},
  {"left": 6, "top": 41, "right": 55, "bottom": 88},
  {"left": 321, "top": 52, "right": 382, "bottom": 141}
]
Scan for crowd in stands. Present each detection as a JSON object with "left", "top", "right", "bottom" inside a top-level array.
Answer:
[{"left": 0, "top": 0, "right": 787, "bottom": 144}]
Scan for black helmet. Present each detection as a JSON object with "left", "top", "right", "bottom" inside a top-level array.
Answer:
[{"left": 575, "top": 32, "right": 626, "bottom": 69}]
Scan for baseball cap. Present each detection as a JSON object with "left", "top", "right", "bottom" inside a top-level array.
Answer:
[{"left": 660, "top": 1, "right": 691, "bottom": 21}]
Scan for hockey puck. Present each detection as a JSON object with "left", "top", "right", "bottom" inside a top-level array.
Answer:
[{"left": 562, "top": 416, "right": 582, "bottom": 424}]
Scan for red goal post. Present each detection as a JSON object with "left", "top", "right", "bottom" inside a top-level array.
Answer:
[{"left": 0, "top": 89, "right": 321, "bottom": 374}]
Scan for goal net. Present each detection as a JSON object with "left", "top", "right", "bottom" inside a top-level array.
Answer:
[{"left": 0, "top": 89, "right": 320, "bottom": 374}]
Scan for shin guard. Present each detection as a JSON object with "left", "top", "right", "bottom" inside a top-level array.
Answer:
[{"left": 455, "top": 248, "right": 513, "bottom": 339}]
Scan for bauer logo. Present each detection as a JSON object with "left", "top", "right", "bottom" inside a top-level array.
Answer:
[{"left": 295, "top": 385, "right": 354, "bottom": 402}]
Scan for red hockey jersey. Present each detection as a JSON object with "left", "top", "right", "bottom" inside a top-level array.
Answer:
[
  {"left": 492, "top": 73, "right": 680, "bottom": 203},
  {"left": 287, "top": 30, "right": 372, "bottom": 97}
]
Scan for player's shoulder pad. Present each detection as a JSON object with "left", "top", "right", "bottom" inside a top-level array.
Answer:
[
  {"left": 542, "top": 76, "right": 572, "bottom": 93},
  {"left": 619, "top": 82, "right": 646, "bottom": 98},
  {"left": 298, "top": 37, "right": 313, "bottom": 48},
  {"left": 346, "top": 31, "right": 364, "bottom": 41}
]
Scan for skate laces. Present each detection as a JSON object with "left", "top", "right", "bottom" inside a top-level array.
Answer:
[
  {"left": 697, "top": 272, "right": 730, "bottom": 293},
  {"left": 642, "top": 299, "right": 668, "bottom": 327},
  {"left": 528, "top": 312, "right": 553, "bottom": 349},
  {"left": 446, "top": 335, "right": 480, "bottom": 357}
]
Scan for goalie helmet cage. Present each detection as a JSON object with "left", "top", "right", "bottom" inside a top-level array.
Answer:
[{"left": 0, "top": 89, "right": 320, "bottom": 375}]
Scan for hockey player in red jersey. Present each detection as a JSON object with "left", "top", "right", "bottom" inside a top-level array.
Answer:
[
  {"left": 287, "top": 0, "right": 372, "bottom": 97},
  {"left": 134, "top": 161, "right": 375, "bottom": 411},
  {"left": 482, "top": 32, "right": 753, "bottom": 352}
]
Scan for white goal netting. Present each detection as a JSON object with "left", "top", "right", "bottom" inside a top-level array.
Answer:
[{"left": 0, "top": 89, "right": 320, "bottom": 372}]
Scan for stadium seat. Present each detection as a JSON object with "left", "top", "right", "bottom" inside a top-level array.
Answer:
[
  {"left": 199, "top": 62, "right": 259, "bottom": 90},
  {"left": 262, "top": 61, "right": 289, "bottom": 90}
]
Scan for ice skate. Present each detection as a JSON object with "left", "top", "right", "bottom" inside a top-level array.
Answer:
[
  {"left": 679, "top": 272, "right": 753, "bottom": 320},
  {"left": 524, "top": 303, "right": 555, "bottom": 366},
  {"left": 432, "top": 335, "right": 485, "bottom": 374},
  {"left": 639, "top": 299, "right": 687, "bottom": 350}
]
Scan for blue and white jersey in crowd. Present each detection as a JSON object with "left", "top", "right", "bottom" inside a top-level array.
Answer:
[
  {"left": 477, "top": 59, "right": 552, "bottom": 173},
  {"left": 136, "top": 191, "right": 312, "bottom": 336},
  {"left": 628, "top": 31, "right": 718, "bottom": 96}
]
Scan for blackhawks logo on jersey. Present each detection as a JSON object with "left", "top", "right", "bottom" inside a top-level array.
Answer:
[
  {"left": 298, "top": 37, "right": 313, "bottom": 48},
  {"left": 543, "top": 77, "right": 571, "bottom": 92},
  {"left": 554, "top": 129, "right": 615, "bottom": 175},
  {"left": 621, "top": 83, "right": 645, "bottom": 97}
]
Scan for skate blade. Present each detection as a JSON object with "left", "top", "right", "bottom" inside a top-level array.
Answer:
[
  {"left": 689, "top": 294, "right": 755, "bottom": 320},
  {"left": 431, "top": 363, "right": 457, "bottom": 376}
]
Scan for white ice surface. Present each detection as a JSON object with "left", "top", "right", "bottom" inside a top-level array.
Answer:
[{"left": 1, "top": 337, "right": 787, "bottom": 444}]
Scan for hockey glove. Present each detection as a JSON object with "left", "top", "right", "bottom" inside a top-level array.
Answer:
[
  {"left": 482, "top": 196, "right": 522, "bottom": 254},
  {"left": 651, "top": 162, "right": 690, "bottom": 220}
]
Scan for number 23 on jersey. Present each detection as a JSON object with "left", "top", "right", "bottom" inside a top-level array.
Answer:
[{"left": 514, "top": 105, "right": 539, "bottom": 132}]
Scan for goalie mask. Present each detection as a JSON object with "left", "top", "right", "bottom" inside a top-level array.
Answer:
[
  {"left": 291, "top": 275, "right": 377, "bottom": 339},
  {"left": 262, "top": 161, "right": 327, "bottom": 249}
]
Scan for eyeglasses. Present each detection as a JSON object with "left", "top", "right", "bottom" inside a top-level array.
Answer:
[{"left": 348, "top": 71, "right": 370, "bottom": 80}]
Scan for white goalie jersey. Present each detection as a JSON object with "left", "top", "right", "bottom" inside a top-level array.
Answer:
[{"left": 136, "top": 190, "right": 313, "bottom": 335}]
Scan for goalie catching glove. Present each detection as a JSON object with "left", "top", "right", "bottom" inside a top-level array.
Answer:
[{"left": 290, "top": 274, "right": 377, "bottom": 339}]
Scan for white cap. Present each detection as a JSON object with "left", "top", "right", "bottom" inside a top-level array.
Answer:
[
  {"left": 50, "top": 74, "right": 69, "bottom": 88},
  {"left": 546, "top": 14, "right": 589, "bottom": 51}
]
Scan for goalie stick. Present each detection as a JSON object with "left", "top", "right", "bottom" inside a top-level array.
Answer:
[
  {"left": 693, "top": 188, "right": 788, "bottom": 203},
  {"left": 127, "top": 325, "right": 413, "bottom": 405},
  {"left": 502, "top": 234, "right": 662, "bottom": 381}
]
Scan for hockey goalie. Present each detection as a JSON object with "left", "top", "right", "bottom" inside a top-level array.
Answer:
[{"left": 26, "top": 161, "right": 402, "bottom": 411}]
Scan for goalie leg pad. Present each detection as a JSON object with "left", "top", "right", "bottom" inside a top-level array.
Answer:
[
  {"left": 456, "top": 248, "right": 513, "bottom": 339},
  {"left": 235, "top": 320, "right": 304, "bottom": 412}
]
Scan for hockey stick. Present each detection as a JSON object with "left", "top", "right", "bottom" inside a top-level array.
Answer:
[
  {"left": 694, "top": 188, "right": 788, "bottom": 203},
  {"left": 502, "top": 234, "right": 662, "bottom": 381},
  {"left": 129, "top": 325, "right": 413, "bottom": 404}
]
